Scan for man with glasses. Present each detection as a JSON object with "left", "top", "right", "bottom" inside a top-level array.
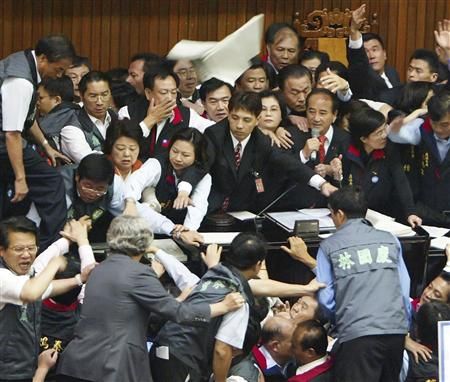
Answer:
[
  {"left": 0, "top": 216, "right": 94, "bottom": 381},
  {"left": 60, "top": 71, "right": 117, "bottom": 164}
]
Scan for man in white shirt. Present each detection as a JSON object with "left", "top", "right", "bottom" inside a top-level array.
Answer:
[{"left": 0, "top": 35, "right": 75, "bottom": 251}]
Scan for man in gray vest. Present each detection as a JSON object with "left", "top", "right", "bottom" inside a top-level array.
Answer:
[
  {"left": 316, "top": 186, "right": 411, "bottom": 382},
  {"left": 0, "top": 35, "right": 76, "bottom": 251}
]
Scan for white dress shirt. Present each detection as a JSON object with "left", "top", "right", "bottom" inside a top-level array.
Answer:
[{"left": 300, "top": 126, "right": 334, "bottom": 163}]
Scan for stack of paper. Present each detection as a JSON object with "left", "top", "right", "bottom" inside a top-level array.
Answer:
[
  {"left": 365, "top": 209, "right": 415, "bottom": 237},
  {"left": 430, "top": 236, "right": 450, "bottom": 250},
  {"left": 266, "top": 209, "right": 335, "bottom": 233},
  {"left": 167, "top": 14, "right": 264, "bottom": 85},
  {"left": 200, "top": 232, "right": 240, "bottom": 245}
]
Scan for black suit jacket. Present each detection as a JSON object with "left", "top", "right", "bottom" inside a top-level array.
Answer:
[
  {"left": 204, "top": 121, "right": 316, "bottom": 213},
  {"left": 347, "top": 42, "right": 401, "bottom": 101}
]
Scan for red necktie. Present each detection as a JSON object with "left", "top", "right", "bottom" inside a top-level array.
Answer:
[
  {"left": 149, "top": 126, "right": 157, "bottom": 157},
  {"left": 318, "top": 136, "right": 327, "bottom": 163}
]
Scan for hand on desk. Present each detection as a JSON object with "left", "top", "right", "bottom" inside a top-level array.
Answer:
[
  {"left": 281, "top": 236, "right": 317, "bottom": 270},
  {"left": 201, "top": 243, "right": 222, "bottom": 268},
  {"left": 407, "top": 214, "right": 422, "bottom": 228},
  {"left": 179, "top": 230, "right": 204, "bottom": 247}
]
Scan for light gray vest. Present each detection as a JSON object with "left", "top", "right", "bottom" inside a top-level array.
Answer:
[
  {"left": 0, "top": 260, "right": 41, "bottom": 379},
  {"left": 320, "top": 218, "right": 409, "bottom": 343}
]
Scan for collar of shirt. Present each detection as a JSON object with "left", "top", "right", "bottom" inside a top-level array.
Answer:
[
  {"left": 323, "top": 125, "right": 334, "bottom": 149},
  {"left": 380, "top": 71, "right": 393, "bottom": 89},
  {"left": 259, "top": 345, "right": 281, "bottom": 370},
  {"left": 87, "top": 111, "right": 112, "bottom": 139},
  {"left": 267, "top": 56, "right": 278, "bottom": 74},
  {"left": 230, "top": 131, "right": 251, "bottom": 154},
  {"left": 31, "top": 50, "right": 42, "bottom": 83},
  {"left": 295, "top": 355, "right": 329, "bottom": 375},
  {"left": 433, "top": 133, "right": 450, "bottom": 161}
]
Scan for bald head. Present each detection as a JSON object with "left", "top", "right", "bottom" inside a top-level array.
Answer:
[{"left": 261, "top": 316, "right": 295, "bottom": 345}]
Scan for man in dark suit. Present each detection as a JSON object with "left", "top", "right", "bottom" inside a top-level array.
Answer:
[
  {"left": 204, "top": 91, "right": 336, "bottom": 214},
  {"left": 56, "top": 215, "right": 244, "bottom": 382},
  {"left": 347, "top": 4, "right": 401, "bottom": 101}
]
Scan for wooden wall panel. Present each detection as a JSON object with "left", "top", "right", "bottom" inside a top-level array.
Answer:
[{"left": 0, "top": 0, "right": 449, "bottom": 82}]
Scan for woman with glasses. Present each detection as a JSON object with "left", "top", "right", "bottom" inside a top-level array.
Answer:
[
  {"left": 343, "top": 105, "right": 422, "bottom": 227},
  {"left": 125, "top": 127, "right": 211, "bottom": 231}
]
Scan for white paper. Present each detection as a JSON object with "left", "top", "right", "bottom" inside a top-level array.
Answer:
[
  {"left": 438, "top": 321, "right": 450, "bottom": 382},
  {"left": 421, "top": 225, "right": 450, "bottom": 238},
  {"left": 167, "top": 14, "right": 264, "bottom": 84},
  {"left": 266, "top": 211, "right": 335, "bottom": 232},
  {"left": 153, "top": 238, "right": 186, "bottom": 262},
  {"left": 298, "top": 208, "right": 331, "bottom": 218},
  {"left": 201, "top": 232, "right": 240, "bottom": 245},
  {"left": 155, "top": 345, "right": 169, "bottom": 360},
  {"left": 365, "top": 209, "right": 415, "bottom": 237},
  {"left": 430, "top": 236, "right": 450, "bottom": 250},
  {"left": 228, "top": 211, "right": 258, "bottom": 221}
]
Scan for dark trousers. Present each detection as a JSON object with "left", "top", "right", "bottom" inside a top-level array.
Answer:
[
  {"left": 334, "top": 334, "right": 405, "bottom": 382},
  {"left": 149, "top": 345, "right": 203, "bottom": 382},
  {"left": 0, "top": 147, "right": 67, "bottom": 251},
  {"left": 56, "top": 376, "right": 91, "bottom": 382}
]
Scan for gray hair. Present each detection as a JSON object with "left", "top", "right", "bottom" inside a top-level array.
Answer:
[{"left": 106, "top": 215, "right": 153, "bottom": 257}]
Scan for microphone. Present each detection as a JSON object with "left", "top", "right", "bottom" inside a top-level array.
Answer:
[
  {"left": 310, "top": 127, "right": 320, "bottom": 161},
  {"left": 253, "top": 184, "right": 298, "bottom": 232}
]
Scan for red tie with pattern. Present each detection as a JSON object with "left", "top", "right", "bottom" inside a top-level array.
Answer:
[
  {"left": 318, "top": 135, "right": 327, "bottom": 163},
  {"left": 222, "top": 143, "right": 242, "bottom": 212}
]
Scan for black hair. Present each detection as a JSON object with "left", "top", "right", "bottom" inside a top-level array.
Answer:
[
  {"left": 278, "top": 64, "right": 312, "bottom": 91},
  {"left": 362, "top": 32, "right": 385, "bottom": 50},
  {"left": 77, "top": 153, "right": 114, "bottom": 185},
  {"left": 396, "top": 81, "right": 434, "bottom": 113},
  {"left": 39, "top": 75, "right": 74, "bottom": 102},
  {"left": 0, "top": 216, "right": 39, "bottom": 249},
  {"left": 313, "top": 302, "right": 330, "bottom": 326},
  {"left": 199, "top": 77, "right": 234, "bottom": 102},
  {"left": 235, "top": 58, "right": 272, "bottom": 90},
  {"left": 228, "top": 91, "right": 262, "bottom": 117},
  {"left": 410, "top": 49, "right": 440, "bottom": 75},
  {"left": 143, "top": 64, "right": 179, "bottom": 91},
  {"left": 103, "top": 119, "right": 143, "bottom": 155},
  {"left": 300, "top": 50, "right": 330, "bottom": 66},
  {"left": 130, "top": 52, "right": 164, "bottom": 73},
  {"left": 110, "top": 80, "right": 137, "bottom": 110},
  {"left": 293, "top": 319, "right": 328, "bottom": 357},
  {"left": 78, "top": 71, "right": 111, "bottom": 96},
  {"left": 315, "top": 60, "right": 349, "bottom": 83},
  {"left": 35, "top": 35, "right": 76, "bottom": 63},
  {"left": 348, "top": 106, "right": 386, "bottom": 150},
  {"left": 259, "top": 90, "right": 289, "bottom": 125},
  {"left": 306, "top": 88, "right": 339, "bottom": 114},
  {"left": 168, "top": 128, "right": 209, "bottom": 168},
  {"left": 107, "top": 67, "right": 129, "bottom": 82},
  {"left": 222, "top": 232, "right": 267, "bottom": 270},
  {"left": 328, "top": 186, "right": 368, "bottom": 219},
  {"left": 416, "top": 301, "right": 450, "bottom": 349},
  {"left": 69, "top": 55, "right": 91, "bottom": 71},
  {"left": 265, "top": 23, "right": 299, "bottom": 45},
  {"left": 438, "top": 271, "right": 450, "bottom": 302},
  {"left": 427, "top": 90, "right": 450, "bottom": 122}
]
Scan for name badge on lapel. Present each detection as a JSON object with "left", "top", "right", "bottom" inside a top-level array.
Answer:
[
  {"left": 162, "top": 139, "right": 170, "bottom": 148},
  {"left": 252, "top": 171, "right": 265, "bottom": 193}
]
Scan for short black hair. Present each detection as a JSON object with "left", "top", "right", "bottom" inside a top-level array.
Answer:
[
  {"left": 410, "top": 49, "right": 440, "bottom": 75},
  {"left": 328, "top": 186, "right": 368, "bottom": 219},
  {"left": 437, "top": 272, "right": 450, "bottom": 302},
  {"left": 39, "top": 75, "right": 74, "bottom": 102},
  {"left": 69, "top": 55, "right": 91, "bottom": 71},
  {"left": 259, "top": 90, "right": 288, "bottom": 124},
  {"left": 265, "top": 23, "right": 298, "bottom": 45},
  {"left": 130, "top": 52, "right": 164, "bottom": 73},
  {"left": 199, "top": 77, "right": 233, "bottom": 102},
  {"left": 168, "top": 128, "right": 209, "bottom": 169},
  {"left": 103, "top": 119, "right": 143, "bottom": 155},
  {"left": 306, "top": 88, "right": 339, "bottom": 114},
  {"left": 0, "top": 216, "right": 39, "bottom": 249},
  {"left": 78, "top": 71, "right": 111, "bottom": 96},
  {"left": 107, "top": 67, "right": 129, "bottom": 82},
  {"left": 222, "top": 233, "right": 267, "bottom": 270},
  {"left": 300, "top": 50, "right": 330, "bottom": 65},
  {"left": 143, "top": 64, "right": 179, "bottom": 91},
  {"left": 236, "top": 58, "right": 271, "bottom": 88},
  {"left": 416, "top": 301, "right": 450, "bottom": 349},
  {"left": 362, "top": 32, "right": 385, "bottom": 50},
  {"left": 348, "top": 106, "right": 385, "bottom": 150},
  {"left": 35, "top": 35, "right": 76, "bottom": 63},
  {"left": 427, "top": 90, "right": 450, "bottom": 122},
  {"left": 293, "top": 319, "right": 328, "bottom": 357},
  {"left": 77, "top": 154, "right": 114, "bottom": 185},
  {"left": 278, "top": 64, "right": 312, "bottom": 91},
  {"left": 315, "top": 60, "right": 349, "bottom": 83},
  {"left": 110, "top": 80, "right": 137, "bottom": 109},
  {"left": 228, "top": 91, "right": 262, "bottom": 118},
  {"left": 396, "top": 81, "right": 434, "bottom": 113}
]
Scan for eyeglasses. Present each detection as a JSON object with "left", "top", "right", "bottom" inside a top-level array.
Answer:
[
  {"left": 175, "top": 68, "right": 196, "bottom": 78},
  {"left": 86, "top": 92, "right": 111, "bottom": 102},
  {"left": 9, "top": 245, "right": 39, "bottom": 255},
  {"left": 80, "top": 184, "right": 108, "bottom": 197}
]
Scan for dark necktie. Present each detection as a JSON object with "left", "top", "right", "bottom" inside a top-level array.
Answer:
[
  {"left": 221, "top": 142, "right": 242, "bottom": 212},
  {"left": 318, "top": 135, "right": 327, "bottom": 163}
]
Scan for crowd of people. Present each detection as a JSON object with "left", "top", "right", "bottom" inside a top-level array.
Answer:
[{"left": 1, "top": 3, "right": 450, "bottom": 382}]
